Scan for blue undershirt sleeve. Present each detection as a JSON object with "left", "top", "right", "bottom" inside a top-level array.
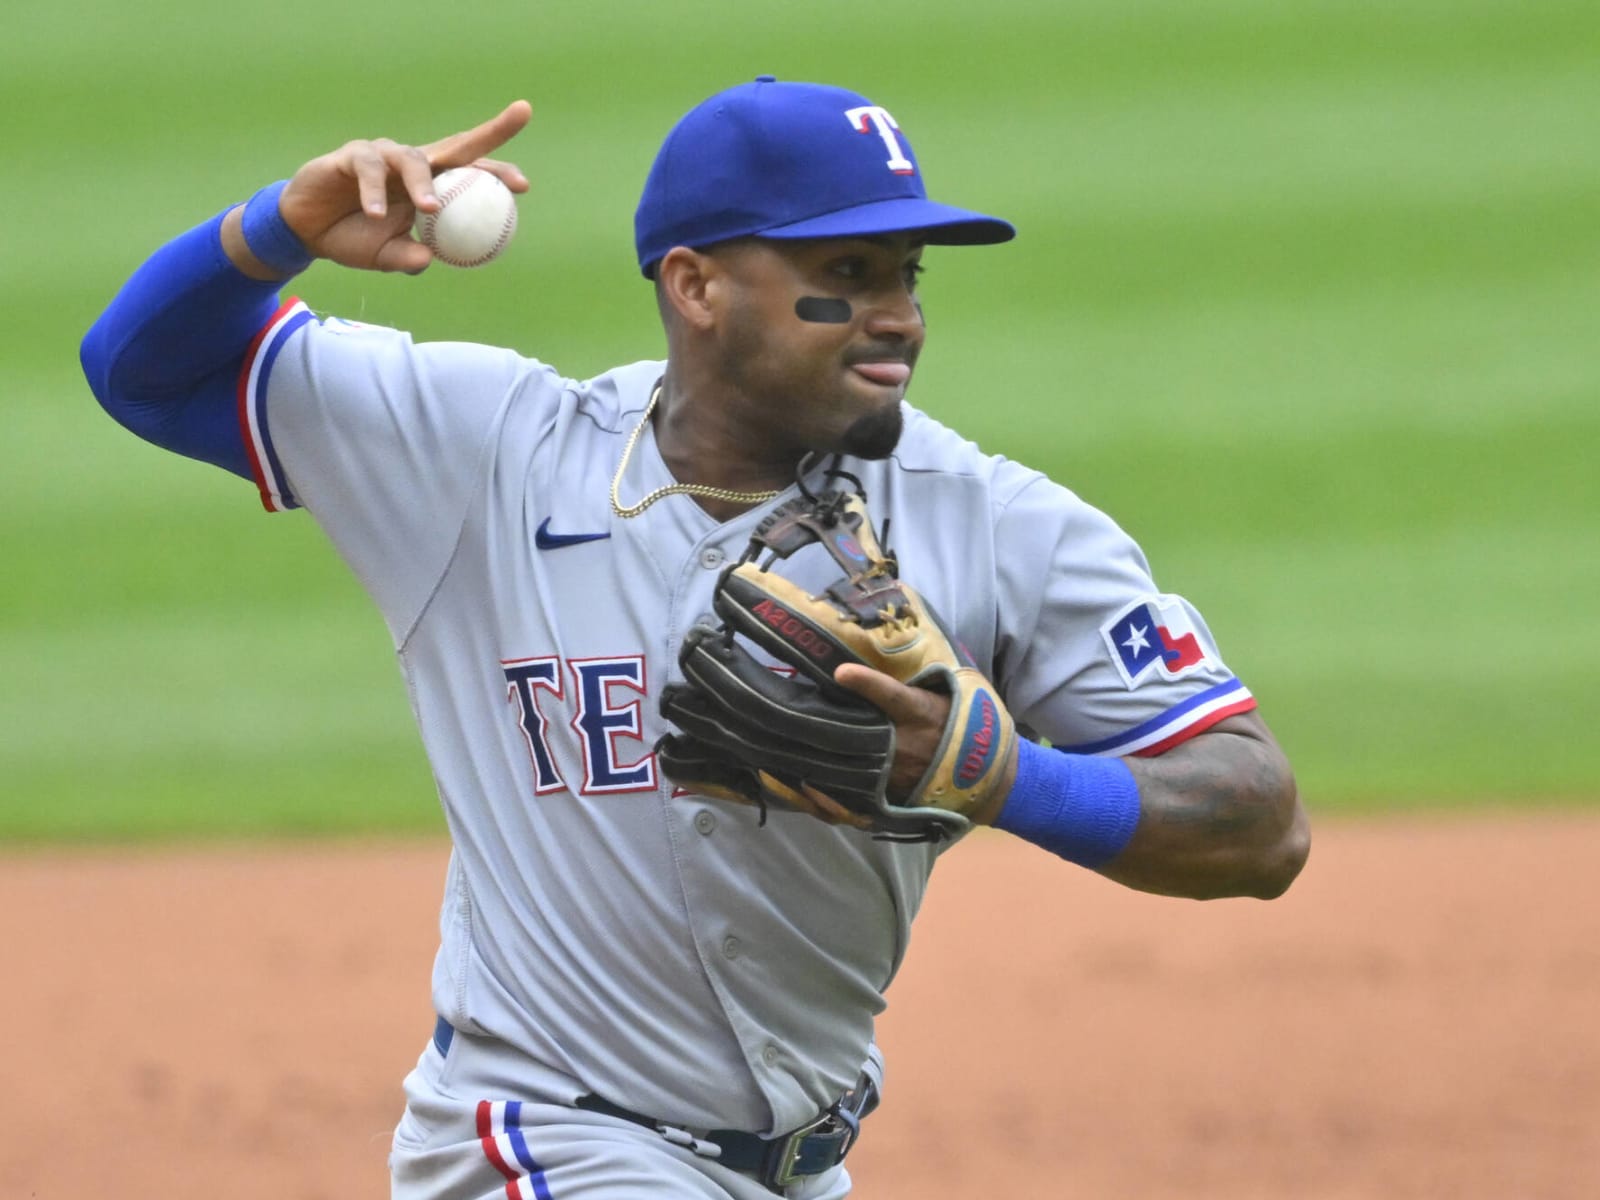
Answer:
[{"left": 79, "top": 209, "right": 286, "bottom": 480}]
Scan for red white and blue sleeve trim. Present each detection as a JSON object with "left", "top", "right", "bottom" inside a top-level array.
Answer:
[
  {"left": 236, "top": 296, "right": 313, "bottom": 512},
  {"left": 1057, "top": 678, "right": 1257, "bottom": 758}
]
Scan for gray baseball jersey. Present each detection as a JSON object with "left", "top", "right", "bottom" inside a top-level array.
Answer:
[{"left": 240, "top": 298, "right": 1254, "bottom": 1137}]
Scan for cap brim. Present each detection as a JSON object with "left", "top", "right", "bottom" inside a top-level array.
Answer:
[{"left": 756, "top": 197, "right": 1015, "bottom": 246}]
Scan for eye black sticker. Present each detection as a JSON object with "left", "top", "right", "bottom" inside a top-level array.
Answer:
[{"left": 794, "top": 296, "right": 854, "bottom": 324}]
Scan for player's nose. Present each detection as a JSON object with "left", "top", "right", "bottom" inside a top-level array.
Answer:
[{"left": 861, "top": 284, "right": 925, "bottom": 343}]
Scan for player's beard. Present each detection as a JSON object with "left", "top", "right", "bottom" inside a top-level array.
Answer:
[
  {"left": 838, "top": 401, "right": 904, "bottom": 460},
  {"left": 716, "top": 323, "right": 907, "bottom": 461}
]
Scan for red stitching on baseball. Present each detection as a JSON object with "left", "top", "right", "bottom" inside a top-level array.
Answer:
[{"left": 423, "top": 170, "right": 515, "bottom": 268}]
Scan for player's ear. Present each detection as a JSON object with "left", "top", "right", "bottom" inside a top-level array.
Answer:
[{"left": 656, "top": 247, "right": 719, "bottom": 332}]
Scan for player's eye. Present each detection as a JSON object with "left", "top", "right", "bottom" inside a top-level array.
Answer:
[
  {"left": 830, "top": 257, "right": 867, "bottom": 281},
  {"left": 903, "top": 261, "right": 926, "bottom": 289}
]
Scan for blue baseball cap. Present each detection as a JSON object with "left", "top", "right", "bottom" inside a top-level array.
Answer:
[{"left": 634, "top": 76, "right": 1015, "bottom": 277}]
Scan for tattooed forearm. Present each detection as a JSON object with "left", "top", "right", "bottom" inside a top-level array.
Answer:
[
  {"left": 1102, "top": 711, "right": 1309, "bottom": 900},
  {"left": 1135, "top": 731, "right": 1285, "bottom": 830}
]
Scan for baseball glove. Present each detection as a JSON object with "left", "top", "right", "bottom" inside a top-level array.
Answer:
[{"left": 657, "top": 476, "right": 1017, "bottom": 843}]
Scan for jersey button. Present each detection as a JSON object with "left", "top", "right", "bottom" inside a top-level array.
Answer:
[
  {"left": 761, "top": 1044, "right": 780, "bottom": 1067},
  {"left": 699, "top": 547, "right": 725, "bottom": 569},
  {"left": 695, "top": 810, "right": 717, "bottom": 836},
  {"left": 722, "top": 936, "right": 742, "bottom": 959}
]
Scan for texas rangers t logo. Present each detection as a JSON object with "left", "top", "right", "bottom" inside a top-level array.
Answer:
[
  {"left": 1101, "top": 596, "right": 1212, "bottom": 687},
  {"left": 845, "top": 106, "right": 915, "bottom": 174}
]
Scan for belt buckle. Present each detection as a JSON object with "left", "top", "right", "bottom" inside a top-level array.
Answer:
[{"left": 762, "top": 1107, "right": 849, "bottom": 1191}]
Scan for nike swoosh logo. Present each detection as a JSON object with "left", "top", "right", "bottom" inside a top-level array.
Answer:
[{"left": 535, "top": 517, "right": 612, "bottom": 550}]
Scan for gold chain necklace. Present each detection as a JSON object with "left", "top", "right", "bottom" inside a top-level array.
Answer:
[{"left": 610, "top": 384, "right": 783, "bottom": 518}]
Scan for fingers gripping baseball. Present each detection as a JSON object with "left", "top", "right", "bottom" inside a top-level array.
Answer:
[
  {"left": 276, "top": 101, "right": 531, "bottom": 272},
  {"left": 421, "top": 101, "right": 532, "bottom": 180}
]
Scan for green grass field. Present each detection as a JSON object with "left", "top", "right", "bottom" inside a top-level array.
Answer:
[{"left": 3, "top": 0, "right": 1597, "bottom": 840}]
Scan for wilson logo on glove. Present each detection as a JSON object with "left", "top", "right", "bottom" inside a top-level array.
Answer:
[{"left": 956, "top": 692, "right": 1000, "bottom": 788}]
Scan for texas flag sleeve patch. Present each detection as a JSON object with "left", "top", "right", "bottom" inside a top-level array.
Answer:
[{"left": 1101, "top": 595, "right": 1214, "bottom": 689}]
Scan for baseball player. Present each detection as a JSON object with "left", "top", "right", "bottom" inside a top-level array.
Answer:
[{"left": 81, "top": 78, "right": 1309, "bottom": 1198}]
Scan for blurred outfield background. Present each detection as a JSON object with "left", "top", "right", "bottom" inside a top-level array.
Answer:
[{"left": 2, "top": 0, "right": 1596, "bottom": 840}]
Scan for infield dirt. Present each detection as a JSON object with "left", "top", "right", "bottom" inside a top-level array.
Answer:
[{"left": 4, "top": 812, "right": 1596, "bottom": 1199}]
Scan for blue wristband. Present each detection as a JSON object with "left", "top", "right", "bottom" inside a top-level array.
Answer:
[
  {"left": 994, "top": 740, "right": 1142, "bottom": 868},
  {"left": 239, "top": 180, "right": 313, "bottom": 276}
]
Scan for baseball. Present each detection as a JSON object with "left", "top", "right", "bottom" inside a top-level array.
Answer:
[{"left": 415, "top": 167, "right": 518, "bottom": 268}]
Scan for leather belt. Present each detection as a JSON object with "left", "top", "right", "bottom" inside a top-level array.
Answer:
[
  {"left": 429, "top": 1018, "right": 872, "bottom": 1192},
  {"left": 575, "top": 1081, "right": 874, "bottom": 1193}
]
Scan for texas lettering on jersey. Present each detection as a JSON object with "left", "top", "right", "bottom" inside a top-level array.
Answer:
[
  {"left": 501, "top": 649, "right": 805, "bottom": 798},
  {"left": 502, "top": 654, "right": 657, "bottom": 795}
]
